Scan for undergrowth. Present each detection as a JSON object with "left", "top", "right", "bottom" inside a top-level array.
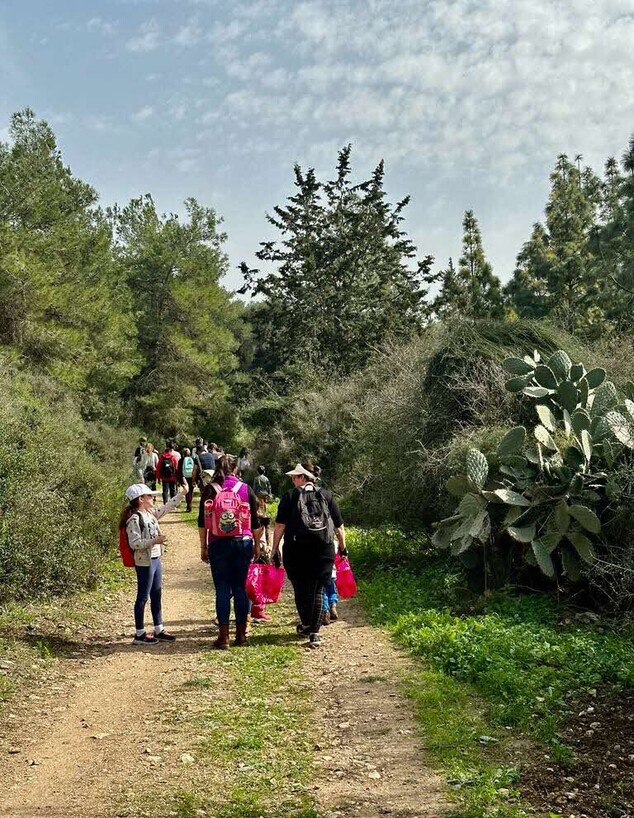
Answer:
[{"left": 348, "top": 526, "right": 634, "bottom": 817}]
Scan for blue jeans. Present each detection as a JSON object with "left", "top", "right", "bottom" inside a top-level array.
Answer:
[
  {"left": 208, "top": 537, "right": 253, "bottom": 625},
  {"left": 134, "top": 557, "right": 163, "bottom": 631},
  {"left": 323, "top": 577, "right": 338, "bottom": 610}
]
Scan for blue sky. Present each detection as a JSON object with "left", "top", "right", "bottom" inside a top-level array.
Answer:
[{"left": 1, "top": 0, "right": 633, "bottom": 291}]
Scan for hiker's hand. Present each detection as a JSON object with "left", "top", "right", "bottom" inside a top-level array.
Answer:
[
  {"left": 339, "top": 546, "right": 348, "bottom": 557},
  {"left": 154, "top": 534, "right": 168, "bottom": 545},
  {"left": 179, "top": 482, "right": 188, "bottom": 494},
  {"left": 200, "top": 546, "right": 209, "bottom": 564},
  {"left": 272, "top": 550, "right": 282, "bottom": 568}
]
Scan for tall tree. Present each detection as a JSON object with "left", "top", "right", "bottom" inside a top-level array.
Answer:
[
  {"left": 506, "top": 154, "right": 603, "bottom": 336},
  {"left": 425, "top": 212, "right": 503, "bottom": 320},
  {"left": 0, "top": 109, "right": 138, "bottom": 416},
  {"left": 590, "top": 141, "right": 634, "bottom": 331},
  {"left": 111, "top": 195, "right": 242, "bottom": 436},
  {"left": 244, "top": 145, "right": 432, "bottom": 380}
]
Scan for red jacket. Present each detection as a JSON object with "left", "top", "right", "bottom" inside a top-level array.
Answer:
[{"left": 157, "top": 452, "right": 178, "bottom": 482}]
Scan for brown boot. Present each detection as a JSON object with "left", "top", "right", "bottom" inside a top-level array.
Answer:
[
  {"left": 234, "top": 621, "right": 249, "bottom": 647},
  {"left": 213, "top": 623, "right": 230, "bottom": 650}
]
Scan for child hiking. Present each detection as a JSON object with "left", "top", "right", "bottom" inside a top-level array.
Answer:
[{"left": 120, "top": 482, "right": 187, "bottom": 645}]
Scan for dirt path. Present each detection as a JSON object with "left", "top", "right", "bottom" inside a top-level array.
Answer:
[{"left": 0, "top": 516, "right": 446, "bottom": 818}]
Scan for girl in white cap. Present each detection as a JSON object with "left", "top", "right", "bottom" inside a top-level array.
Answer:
[{"left": 119, "top": 481, "right": 187, "bottom": 645}]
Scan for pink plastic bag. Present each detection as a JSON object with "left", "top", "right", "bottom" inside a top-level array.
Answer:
[
  {"left": 335, "top": 554, "right": 357, "bottom": 598},
  {"left": 246, "top": 563, "right": 286, "bottom": 605}
]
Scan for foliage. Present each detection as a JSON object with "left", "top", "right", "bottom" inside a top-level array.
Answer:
[
  {"left": 0, "top": 361, "right": 132, "bottom": 602},
  {"left": 109, "top": 195, "right": 243, "bottom": 439},
  {"left": 435, "top": 346, "right": 634, "bottom": 584},
  {"left": 242, "top": 144, "right": 432, "bottom": 383},
  {"left": 0, "top": 109, "right": 139, "bottom": 419},
  {"left": 349, "top": 527, "right": 634, "bottom": 742},
  {"left": 426, "top": 210, "right": 504, "bottom": 320}
]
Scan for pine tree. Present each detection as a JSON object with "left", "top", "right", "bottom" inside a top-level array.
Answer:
[
  {"left": 247, "top": 145, "right": 431, "bottom": 380},
  {"left": 456, "top": 210, "right": 505, "bottom": 319},
  {"left": 506, "top": 154, "right": 604, "bottom": 336},
  {"left": 111, "top": 195, "right": 242, "bottom": 436}
]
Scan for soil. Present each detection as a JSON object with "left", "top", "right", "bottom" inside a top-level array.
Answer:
[
  {"left": 0, "top": 514, "right": 447, "bottom": 818},
  {"left": 520, "top": 688, "right": 634, "bottom": 818}
]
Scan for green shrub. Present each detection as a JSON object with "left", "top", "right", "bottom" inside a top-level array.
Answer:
[
  {"left": 0, "top": 363, "right": 132, "bottom": 602},
  {"left": 350, "top": 530, "right": 634, "bottom": 743}
]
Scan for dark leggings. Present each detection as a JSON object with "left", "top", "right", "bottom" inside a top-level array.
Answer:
[
  {"left": 291, "top": 576, "right": 325, "bottom": 634},
  {"left": 134, "top": 558, "right": 163, "bottom": 631}
]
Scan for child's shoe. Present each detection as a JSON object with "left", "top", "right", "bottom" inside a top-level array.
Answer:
[
  {"left": 155, "top": 630, "right": 176, "bottom": 642},
  {"left": 133, "top": 632, "right": 158, "bottom": 645},
  {"left": 308, "top": 633, "right": 321, "bottom": 649},
  {"left": 329, "top": 604, "right": 338, "bottom": 621}
]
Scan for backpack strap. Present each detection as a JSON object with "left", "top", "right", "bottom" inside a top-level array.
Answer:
[
  {"left": 231, "top": 481, "right": 244, "bottom": 494},
  {"left": 135, "top": 511, "right": 145, "bottom": 533}
]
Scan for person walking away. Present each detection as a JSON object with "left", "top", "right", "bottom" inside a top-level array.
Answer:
[
  {"left": 271, "top": 463, "right": 346, "bottom": 649},
  {"left": 157, "top": 442, "right": 179, "bottom": 505},
  {"left": 179, "top": 447, "right": 195, "bottom": 512},
  {"left": 132, "top": 436, "right": 147, "bottom": 481},
  {"left": 237, "top": 447, "right": 252, "bottom": 479},
  {"left": 198, "top": 456, "right": 262, "bottom": 649},
  {"left": 253, "top": 465, "right": 272, "bottom": 498},
  {"left": 120, "top": 481, "right": 188, "bottom": 644},
  {"left": 139, "top": 441, "right": 159, "bottom": 490},
  {"left": 192, "top": 444, "right": 215, "bottom": 489}
]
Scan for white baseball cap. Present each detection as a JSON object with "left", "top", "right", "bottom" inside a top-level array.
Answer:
[{"left": 125, "top": 484, "right": 160, "bottom": 501}]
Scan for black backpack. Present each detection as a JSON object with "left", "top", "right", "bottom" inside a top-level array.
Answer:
[
  {"left": 160, "top": 456, "right": 175, "bottom": 479},
  {"left": 293, "top": 487, "right": 335, "bottom": 544}
]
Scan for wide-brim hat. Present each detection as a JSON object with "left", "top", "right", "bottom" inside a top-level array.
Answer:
[
  {"left": 125, "top": 483, "right": 160, "bottom": 501},
  {"left": 285, "top": 463, "right": 315, "bottom": 480}
]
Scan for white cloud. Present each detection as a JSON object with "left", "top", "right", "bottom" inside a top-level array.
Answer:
[
  {"left": 126, "top": 19, "right": 160, "bottom": 52},
  {"left": 174, "top": 16, "right": 203, "bottom": 46},
  {"left": 87, "top": 17, "right": 119, "bottom": 36},
  {"left": 132, "top": 105, "right": 154, "bottom": 122}
]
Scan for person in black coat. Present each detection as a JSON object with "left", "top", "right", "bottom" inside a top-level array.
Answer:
[{"left": 271, "top": 462, "right": 346, "bottom": 649}]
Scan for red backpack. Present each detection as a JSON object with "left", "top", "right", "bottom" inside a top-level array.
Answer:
[
  {"left": 118, "top": 512, "right": 144, "bottom": 567},
  {"left": 204, "top": 482, "right": 251, "bottom": 537}
]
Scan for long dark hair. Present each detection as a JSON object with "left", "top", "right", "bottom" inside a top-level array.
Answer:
[
  {"left": 118, "top": 497, "right": 141, "bottom": 530},
  {"left": 212, "top": 454, "right": 239, "bottom": 485}
]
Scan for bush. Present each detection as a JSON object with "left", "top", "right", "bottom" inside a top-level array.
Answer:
[{"left": 0, "top": 362, "right": 133, "bottom": 602}]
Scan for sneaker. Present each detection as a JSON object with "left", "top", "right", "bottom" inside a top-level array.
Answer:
[
  {"left": 329, "top": 604, "right": 338, "bottom": 621},
  {"left": 154, "top": 630, "right": 176, "bottom": 642},
  {"left": 132, "top": 632, "right": 158, "bottom": 645},
  {"left": 321, "top": 611, "right": 331, "bottom": 626},
  {"left": 308, "top": 633, "right": 321, "bottom": 649},
  {"left": 296, "top": 623, "right": 310, "bottom": 636}
]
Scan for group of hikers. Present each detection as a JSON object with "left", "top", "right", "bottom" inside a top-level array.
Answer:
[{"left": 121, "top": 439, "right": 346, "bottom": 650}]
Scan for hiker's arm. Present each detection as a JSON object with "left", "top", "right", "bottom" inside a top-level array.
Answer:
[
  {"left": 154, "top": 489, "right": 185, "bottom": 520},
  {"left": 272, "top": 522, "right": 285, "bottom": 554},
  {"left": 335, "top": 524, "right": 346, "bottom": 554}
]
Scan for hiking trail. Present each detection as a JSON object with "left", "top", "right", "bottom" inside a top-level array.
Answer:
[{"left": 0, "top": 514, "right": 446, "bottom": 818}]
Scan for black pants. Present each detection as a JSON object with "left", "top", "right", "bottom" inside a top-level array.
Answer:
[{"left": 290, "top": 576, "right": 325, "bottom": 633}]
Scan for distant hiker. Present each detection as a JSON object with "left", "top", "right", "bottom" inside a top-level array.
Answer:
[
  {"left": 271, "top": 463, "right": 346, "bottom": 649},
  {"left": 132, "top": 436, "right": 147, "bottom": 480},
  {"left": 237, "top": 447, "right": 252, "bottom": 478},
  {"left": 179, "top": 447, "right": 195, "bottom": 512},
  {"left": 192, "top": 444, "right": 215, "bottom": 488},
  {"left": 198, "top": 455, "right": 262, "bottom": 649},
  {"left": 253, "top": 465, "right": 272, "bottom": 499},
  {"left": 157, "top": 443, "right": 179, "bottom": 504},
  {"left": 120, "top": 482, "right": 188, "bottom": 645},
  {"left": 140, "top": 441, "right": 159, "bottom": 490}
]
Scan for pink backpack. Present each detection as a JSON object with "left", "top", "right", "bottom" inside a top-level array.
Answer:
[{"left": 204, "top": 481, "right": 251, "bottom": 537}]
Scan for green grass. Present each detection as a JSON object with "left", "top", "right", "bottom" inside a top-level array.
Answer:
[
  {"left": 347, "top": 526, "right": 634, "bottom": 817},
  {"left": 134, "top": 594, "right": 319, "bottom": 818}
]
